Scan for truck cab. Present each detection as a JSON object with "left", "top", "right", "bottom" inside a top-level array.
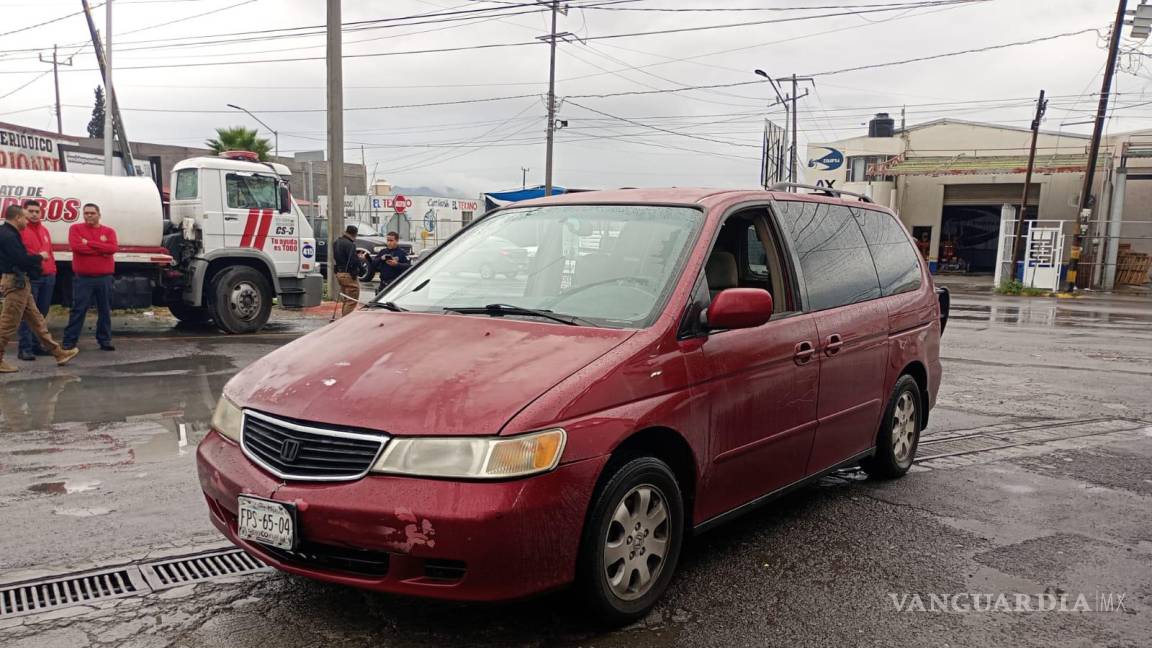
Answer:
[{"left": 166, "top": 152, "right": 323, "bottom": 333}]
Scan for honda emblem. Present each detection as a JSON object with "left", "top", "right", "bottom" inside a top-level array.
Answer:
[{"left": 280, "top": 439, "right": 301, "bottom": 463}]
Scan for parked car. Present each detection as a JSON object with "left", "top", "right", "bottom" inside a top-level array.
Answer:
[
  {"left": 310, "top": 218, "right": 412, "bottom": 279},
  {"left": 199, "top": 187, "right": 946, "bottom": 624},
  {"left": 443, "top": 235, "right": 529, "bottom": 279}
]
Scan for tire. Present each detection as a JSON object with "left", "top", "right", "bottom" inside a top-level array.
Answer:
[
  {"left": 479, "top": 263, "right": 495, "bottom": 280},
  {"left": 576, "top": 457, "right": 685, "bottom": 626},
  {"left": 860, "top": 375, "right": 923, "bottom": 479},
  {"left": 167, "top": 301, "right": 212, "bottom": 325},
  {"left": 208, "top": 267, "right": 273, "bottom": 334},
  {"left": 357, "top": 250, "right": 375, "bottom": 281}
]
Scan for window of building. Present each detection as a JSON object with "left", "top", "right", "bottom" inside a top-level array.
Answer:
[
  {"left": 174, "top": 169, "right": 198, "bottom": 200},
  {"left": 846, "top": 156, "right": 894, "bottom": 183},
  {"left": 773, "top": 200, "right": 882, "bottom": 311},
  {"left": 852, "top": 207, "right": 922, "bottom": 296},
  {"left": 461, "top": 211, "right": 473, "bottom": 225},
  {"left": 226, "top": 173, "right": 278, "bottom": 210}
]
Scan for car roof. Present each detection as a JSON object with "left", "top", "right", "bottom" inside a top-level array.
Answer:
[{"left": 510, "top": 187, "right": 885, "bottom": 210}]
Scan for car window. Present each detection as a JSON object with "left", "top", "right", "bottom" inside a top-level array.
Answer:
[
  {"left": 381, "top": 205, "right": 703, "bottom": 329},
  {"left": 851, "top": 207, "right": 922, "bottom": 296},
  {"left": 773, "top": 200, "right": 882, "bottom": 311},
  {"left": 174, "top": 169, "right": 198, "bottom": 200},
  {"left": 226, "top": 173, "right": 278, "bottom": 210}
]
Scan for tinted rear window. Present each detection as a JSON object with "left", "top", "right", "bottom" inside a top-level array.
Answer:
[
  {"left": 852, "top": 207, "right": 922, "bottom": 296},
  {"left": 773, "top": 200, "right": 882, "bottom": 311}
]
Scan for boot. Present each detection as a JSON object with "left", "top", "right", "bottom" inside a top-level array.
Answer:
[
  {"left": 55, "top": 348, "right": 80, "bottom": 366},
  {"left": 0, "top": 360, "right": 17, "bottom": 373}
]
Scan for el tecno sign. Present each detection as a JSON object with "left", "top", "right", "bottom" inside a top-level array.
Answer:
[{"left": 0, "top": 126, "right": 69, "bottom": 171}]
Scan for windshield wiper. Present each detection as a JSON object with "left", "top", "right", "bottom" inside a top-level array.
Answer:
[
  {"left": 366, "top": 301, "right": 406, "bottom": 312},
  {"left": 443, "top": 303, "right": 587, "bottom": 326}
]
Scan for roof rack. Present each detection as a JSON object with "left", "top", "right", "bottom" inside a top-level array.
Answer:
[{"left": 768, "top": 182, "right": 874, "bottom": 204}]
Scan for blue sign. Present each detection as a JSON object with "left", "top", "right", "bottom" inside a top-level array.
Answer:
[
  {"left": 302, "top": 242, "right": 315, "bottom": 259},
  {"left": 808, "top": 147, "right": 844, "bottom": 171}
]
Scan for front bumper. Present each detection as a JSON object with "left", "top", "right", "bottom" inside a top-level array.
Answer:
[{"left": 196, "top": 430, "right": 607, "bottom": 602}]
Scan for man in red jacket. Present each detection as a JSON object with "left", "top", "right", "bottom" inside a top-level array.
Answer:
[
  {"left": 17, "top": 199, "right": 58, "bottom": 361},
  {"left": 62, "top": 203, "right": 118, "bottom": 351}
]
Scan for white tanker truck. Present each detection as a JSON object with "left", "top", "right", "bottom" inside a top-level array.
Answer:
[{"left": 0, "top": 151, "right": 323, "bottom": 333}]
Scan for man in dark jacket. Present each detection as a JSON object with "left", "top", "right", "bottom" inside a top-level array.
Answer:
[
  {"left": 374, "top": 231, "right": 411, "bottom": 290},
  {"left": 0, "top": 205, "right": 79, "bottom": 372},
  {"left": 332, "top": 225, "right": 361, "bottom": 317}
]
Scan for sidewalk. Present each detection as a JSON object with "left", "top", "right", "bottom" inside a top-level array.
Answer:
[{"left": 934, "top": 273, "right": 1152, "bottom": 302}]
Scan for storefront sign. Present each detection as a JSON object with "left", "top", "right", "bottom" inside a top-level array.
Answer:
[{"left": 0, "top": 126, "right": 70, "bottom": 171}]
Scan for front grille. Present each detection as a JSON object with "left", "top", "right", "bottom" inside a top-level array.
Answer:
[
  {"left": 241, "top": 410, "right": 387, "bottom": 481},
  {"left": 261, "top": 542, "right": 391, "bottom": 577}
]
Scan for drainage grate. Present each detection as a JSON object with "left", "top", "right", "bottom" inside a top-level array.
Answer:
[
  {"left": 918, "top": 418, "right": 1145, "bottom": 463},
  {"left": 140, "top": 549, "right": 268, "bottom": 591},
  {"left": 0, "top": 567, "right": 145, "bottom": 619}
]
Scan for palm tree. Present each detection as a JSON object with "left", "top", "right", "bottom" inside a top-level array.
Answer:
[{"left": 205, "top": 126, "right": 272, "bottom": 161}]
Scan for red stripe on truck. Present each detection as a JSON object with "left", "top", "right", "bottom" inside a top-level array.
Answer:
[
  {"left": 239, "top": 208, "right": 260, "bottom": 247},
  {"left": 252, "top": 208, "right": 273, "bottom": 250}
]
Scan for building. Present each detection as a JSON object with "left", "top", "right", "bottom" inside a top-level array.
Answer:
[
  {"left": 318, "top": 193, "right": 481, "bottom": 252},
  {"left": 805, "top": 115, "right": 1108, "bottom": 279}
]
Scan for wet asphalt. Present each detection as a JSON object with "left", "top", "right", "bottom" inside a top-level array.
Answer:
[{"left": 1, "top": 294, "right": 1150, "bottom": 647}]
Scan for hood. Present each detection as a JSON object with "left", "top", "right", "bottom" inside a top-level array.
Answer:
[{"left": 226, "top": 312, "right": 635, "bottom": 436}]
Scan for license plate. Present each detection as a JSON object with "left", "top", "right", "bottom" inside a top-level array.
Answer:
[{"left": 237, "top": 496, "right": 296, "bottom": 550}]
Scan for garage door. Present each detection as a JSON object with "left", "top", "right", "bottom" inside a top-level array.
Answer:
[{"left": 943, "top": 183, "right": 1040, "bottom": 206}]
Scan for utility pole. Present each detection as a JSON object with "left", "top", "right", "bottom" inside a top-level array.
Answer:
[
  {"left": 543, "top": 0, "right": 561, "bottom": 197},
  {"left": 81, "top": 0, "right": 136, "bottom": 175},
  {"left": 39, "top": 45, "right": 73, "bottom": 135},
  {"left": 103, "top": 0, "right": 113, "bottom": 175},
  {"left": 521, "top": 167, "right": 529, "bottom": 189},
  {"left": 782, "top": 74, "right": 815, "bottom": 184},
  {"left": 1011, "top": 89, "right": 1048, "bottom": 273},
  {"left": 326, "top": 0, "right": 344, "bottom": 300},
  {"left": 1067, "top": 0, "right": 1128, "bottom": 291}
]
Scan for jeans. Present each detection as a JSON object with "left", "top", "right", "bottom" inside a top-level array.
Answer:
[
  {"left": 63, "top": 275, "right": 113, "bottom": 348},
  {"left": 18, "top": 274, "right": 56, "bottom": 354}
]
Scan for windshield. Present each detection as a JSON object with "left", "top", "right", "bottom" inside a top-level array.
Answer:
[{"left": 379, "top": 204, "right": 703, "bottom": 329}]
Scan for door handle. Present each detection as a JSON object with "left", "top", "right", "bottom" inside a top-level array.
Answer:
[
  {"left": 824, "top": 333, "right": 843, "bottom": 356},
  {"left": 794, "top": 341, "right": 815, "bottom": 365},
  {"left": 224, "top": 215, "right": 240, "bottom": 222}
]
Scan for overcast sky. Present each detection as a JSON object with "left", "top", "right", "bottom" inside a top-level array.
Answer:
[{"left": 0, "top": 0, "right": 1147, "bottom": 196}]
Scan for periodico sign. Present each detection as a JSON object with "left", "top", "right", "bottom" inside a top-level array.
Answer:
[{"left": 394, "top": 194, "right": 408, "bottom": 214}]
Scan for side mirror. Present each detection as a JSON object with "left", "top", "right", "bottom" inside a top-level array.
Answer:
[
  {"left": 279, "top": 184, "right": 292, "bottom": 214},
  {"left": 705, "top": 288, "right": 774, "bottom": 330}
]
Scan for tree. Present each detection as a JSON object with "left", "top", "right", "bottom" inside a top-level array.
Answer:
[
  {"left": 205, "top": 126, "right": 271, "bottom": 161},
  {"left": 87, "top": 86, "right": 105, "bottom": 139}
]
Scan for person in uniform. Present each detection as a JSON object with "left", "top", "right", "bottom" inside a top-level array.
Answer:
[
  {"left": 0, "top": 204, "right": 79, "bottom": 373},
  {"left": 332, "top": 225, "right": 362, "bottom": 317}
]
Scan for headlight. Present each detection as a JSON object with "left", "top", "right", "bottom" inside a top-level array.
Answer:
[
  {"left": 211, "top": 396, "right": 244, "bottom": 442},
  {"left": 371, "top": 429, "right": 566, "bottom": 479}
]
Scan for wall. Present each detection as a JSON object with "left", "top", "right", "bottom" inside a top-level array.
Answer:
[
  {"left": 318, "top": 194, "right": 481, "bottom": 251},
  {"left": 804, "top": 135, "right": 905, "bottom": 207}
]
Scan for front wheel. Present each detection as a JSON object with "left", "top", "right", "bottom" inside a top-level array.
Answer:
[
  {"left": 860, "top": 375, "right": 923, "bottom": 479},
  {"left": 208, "top": 267, "right": 273, "bottom": 334},
  {"left": 577, "top": 457, "right": 684, "bottom": 626}
]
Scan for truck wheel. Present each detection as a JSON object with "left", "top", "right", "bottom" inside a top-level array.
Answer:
[
  {"left": 167, "top": 301, "right": 212, "bottom": 325},
  {"left": 860, "top": 375, "right": 923, "bottom": 479},
  {"left": 209, "top": 267, "right": 272, "bottom": 334},
  {"left": 577, "top": 457, "right": 684, "bottom": 626}
]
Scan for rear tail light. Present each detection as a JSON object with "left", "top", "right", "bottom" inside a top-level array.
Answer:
[{"left": 499, "top": 249, "right": 510, "bottom": 257}]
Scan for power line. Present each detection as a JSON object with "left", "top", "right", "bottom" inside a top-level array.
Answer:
[
  {"left": 0, "top": 1, "right": 104, "bottom": 38},
  {"left": 566, "top": 101, "right": 761, "bottom": 148}
]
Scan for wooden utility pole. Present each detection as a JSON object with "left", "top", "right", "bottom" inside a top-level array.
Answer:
[
  {"left": 1011, "top": 89, "right": 1048, "bottom": 273},
  {"left": 39, "top": 45, "right": 73, "bottom": 135},
  {"left": 775, "top": 74, "right": 814, "bottom": 185},
  {"left": 327, "top": 0, "right": 344, "bottom": 299},
  {"left": 1067, "top": 0, "right": 1127, "bottom": 291}
]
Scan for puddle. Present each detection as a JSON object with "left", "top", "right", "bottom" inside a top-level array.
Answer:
[
  {"left": 27, "top": 479, "right": 102, "bottom": 495},
  {"left": 949, "top": 303, "right": 1152, "bottom": 331}
]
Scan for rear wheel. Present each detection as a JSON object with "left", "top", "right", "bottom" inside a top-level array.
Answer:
[
  {"left": 577, "top": 457, "right": 684, "bottom": 626},
  {"left": 860, "top": 375, "right": 922, "bottom": 479},
  {"left": 208, "top": 267, "right": 273, "bottom": 334},
  {"left": 167, "top": 301, "right": 212, "bottom": 325}
]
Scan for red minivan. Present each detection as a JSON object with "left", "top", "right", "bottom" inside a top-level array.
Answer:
[{"left": 197, "top": 187, "right": 945, "bottom": 623}]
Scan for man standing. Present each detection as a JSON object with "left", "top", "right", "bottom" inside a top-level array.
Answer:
[
  {"left": 374, "top": 231, "right": 411, "bottom": 291},
  {"left": 332, "top": 224, "right": 361, "bottom": 317},
  {"left": 17, "top": 199, "right": 57, "bottom": 361},
  {"left": 63, "top": 203, "right": 118, "bottom": 351},
  {"left": 0, "top": 204, "right": 79, "bottom": 373}
]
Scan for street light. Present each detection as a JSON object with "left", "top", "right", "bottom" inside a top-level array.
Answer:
[
  {"left": 755, "top": 69, "right": 792, "bottom": 185},
  {"left": 227, "top": 103, "right": 279, "bottom": 159}
]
